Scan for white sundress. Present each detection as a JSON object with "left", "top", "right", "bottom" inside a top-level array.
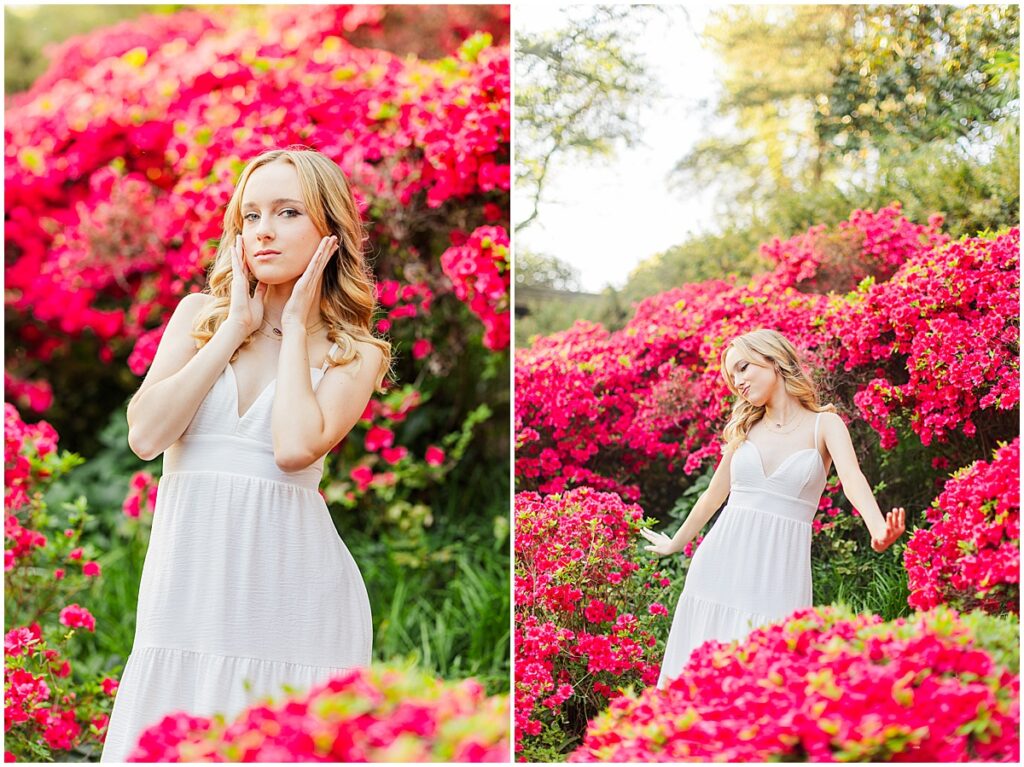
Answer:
[
  {"left": 101, "top": 342, "right": 371, "bottom": 762},
  {"left": 658, "top": 412, "right": 827, "bottom": 688}
]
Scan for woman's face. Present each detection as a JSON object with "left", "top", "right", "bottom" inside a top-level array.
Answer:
[
  {"left": 724, "top": 346, "right": 778, "bottom": 406},
  {"left": 239, "top": 161, "right": 324, "bottom": 285}
]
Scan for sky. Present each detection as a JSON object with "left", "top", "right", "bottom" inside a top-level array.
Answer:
[{"left": 514, "top": 4, "right": 723, "bottom": 293}]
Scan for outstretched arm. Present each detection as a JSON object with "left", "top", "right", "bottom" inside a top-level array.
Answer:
[
  {"left": 640, "top": 444, "right": 736, "bottom": 557},
  {"left": 820, "top": 412, "right": 905, "bottom": 552}
]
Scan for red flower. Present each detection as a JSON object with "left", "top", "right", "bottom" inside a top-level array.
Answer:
[
  {"left": 412, "top": 339, "right": 433, "bottom": 360},
  {"left": 364, "top": 426, "right": 395, "bottom": 452},
  {"left": 350, "top": 465, "right": 373, "bottom": 492},
  {"left": 58, "top": 605, "right": 96, "bottom": 632},
  {"left": 425, "top": 445, "right": 445, "bottom": 466}
]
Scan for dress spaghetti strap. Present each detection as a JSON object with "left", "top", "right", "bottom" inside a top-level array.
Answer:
[
  {"left": 813, "top": 411, "right": 824, "bottom": 457},
  {"left": 319, "top": 342, "right": 340, "bottom": 374}
]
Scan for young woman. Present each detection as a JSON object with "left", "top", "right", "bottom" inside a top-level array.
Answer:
[
  {"left": 101, "top": 148, "right": 391, "bottom": 761},
  {"left": 641, "top": 329, "right": 905, "bottom": 689}
]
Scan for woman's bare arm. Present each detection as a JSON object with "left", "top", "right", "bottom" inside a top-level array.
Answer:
[
  {"left": 641, "top": 445, "right": 737, "bottom": 556},
  {"left": 271, "top": 339, "right": 383, "bottom": 471},
  {"left": 820, "top": 412, "right": 905, "bottom": 551},
  {"left": 126, "top": 294, "right": 247, "bottom": 460}
]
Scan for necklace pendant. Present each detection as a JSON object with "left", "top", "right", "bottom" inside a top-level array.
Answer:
[{"left": 273, "top": 327, "right": 282, "bottom": 337}]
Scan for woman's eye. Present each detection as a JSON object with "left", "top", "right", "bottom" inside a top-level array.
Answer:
[
  {"left": 280, "top": 209, "right": 299, "bottom": 217},
  {"left": 243, "top": 212, "right": 259, "bottom": 222}
]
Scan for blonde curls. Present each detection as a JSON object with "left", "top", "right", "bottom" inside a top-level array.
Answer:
[
  {"left": 719, "top": 329, "right": 834, "bottom": 450},
  {"left": 191, "top": 148, "right": 392, "bottom": 390}
]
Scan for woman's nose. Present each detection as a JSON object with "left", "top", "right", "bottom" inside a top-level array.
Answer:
[{"left": 255, "top": 217, "right": 274, "bottom": 240}]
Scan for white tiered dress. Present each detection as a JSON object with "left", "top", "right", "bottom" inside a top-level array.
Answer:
[
  {"left": 101, "top": 343, "right": 371, "bottom": 762},
  {"left": 657, "top": 413, "right": 827, "bottom": 688}
]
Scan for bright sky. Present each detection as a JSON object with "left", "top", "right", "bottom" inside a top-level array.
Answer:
[{"left": 514, "top": 4, "right": 722, "bottom": 293}]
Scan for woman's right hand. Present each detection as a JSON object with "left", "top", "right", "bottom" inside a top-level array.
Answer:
[
  {"left": 226, "top": 234, "right": 267, "bottom": 337},
  {"left": 640, "top": 528, "right": 678, "bottom": 557}
]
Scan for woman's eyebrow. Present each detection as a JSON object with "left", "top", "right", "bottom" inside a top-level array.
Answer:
[{"left": 241, "top": 198, "right": 304, "bottom": 209}]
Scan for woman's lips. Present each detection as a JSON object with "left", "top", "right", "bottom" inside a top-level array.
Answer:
[{"left": 253, "top": 250, "right": 280, "bottom": 261}]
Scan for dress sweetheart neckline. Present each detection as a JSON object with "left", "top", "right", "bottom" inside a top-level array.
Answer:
[
  {"left": 226, "top": 363, "right": 323, "bottom": 422},
  {"left": 741, "top": 440, "right": 824, "bottom": 480}
]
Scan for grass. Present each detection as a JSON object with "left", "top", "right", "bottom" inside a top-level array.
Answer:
[
  {"left": 355, "top": 535, "right": 510, "bottom": 694},
  {"left": 812, "top": 544, "right": 912, "bottom": 621}
]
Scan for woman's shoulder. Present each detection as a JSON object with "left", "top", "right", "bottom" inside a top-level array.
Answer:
[
  {"left": 175, "top": 291, "right": 214, "bottom": 315},
  {"left": 815, "top": 409, "right": 847, "bottom": 432},
  {"left": 353, "top": 339, "right": 385, "bottom": 371}
]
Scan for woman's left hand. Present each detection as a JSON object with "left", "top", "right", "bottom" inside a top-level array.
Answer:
[
  {"left": 281, "top": 235, "right": 338, "bottom": 330},
  {"left": 871, "top": 507, "right": 906, "bottom": 552}
]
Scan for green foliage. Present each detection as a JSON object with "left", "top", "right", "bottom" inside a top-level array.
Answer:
[
  {"left": 3, "top": 5, "right": 179, "bottom": 94},
  {"left": 518, "top": 718, "right": 579, "bottom": 764},
  {"left": 515, "top": 288, "right": 629, "bottom": 348},
  {"left": 819, "top": 6, "right": 1019, "bottom": 154},
  {"left": 353, "top": 528, "right": 510, "bottom": 695},
  {"left": 514, "top": 249, "right": 581, "bottom": 291},
  {"left": 622, "top": 228, "right": 765, "bottom": 305},
  {"left": 813, "top": 538, "right": 912, "bottom": 622},
  {"left": 620, "top": 5, "right": 1020, "bottom": 305},
  {"left": 961, "top": 611, "right": 1020, "bottom": 674}
]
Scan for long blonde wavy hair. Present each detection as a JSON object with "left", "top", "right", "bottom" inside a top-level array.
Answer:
[
  {"left": 191, "top": 148, "right": 391, "bottom": 390},
  {"left": 719, "top": 329, "right": 834, "bottom": 450}
]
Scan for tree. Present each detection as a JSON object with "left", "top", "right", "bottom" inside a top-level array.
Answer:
[
  {"left": 514, "top": 5, "right": 660, "bottom": 232},
  {"left": 514, "top": 250, "right": 581, "bottom": 291},
  {"left": 671, "top": 5, "right": 1019, "bottom": 226},
  {"left": 618, "top": 5, "right": 1021, "bottom": 306}
]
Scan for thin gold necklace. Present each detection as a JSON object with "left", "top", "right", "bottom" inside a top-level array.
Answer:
[
  {"left": 259, "top": 318, "right": 326, "bottom": 340},
  {"left": 765, "top": 410, "right": 804, "bottom": 434}
]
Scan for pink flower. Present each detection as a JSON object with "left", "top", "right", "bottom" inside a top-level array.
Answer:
[
  {"left": 425, "top": 445, "right": 445, "bottom": 466},
  {"left": 4, "top": 627, "right": 39, "bottom": 657},
  {"left": 412, "top": 339, "right": 433, "bottom": 360},
  {"left": 58, "top": 604, "right": 96, "bottom": 632},
  {"left": 350, "top": 465, "right": 373, "bottom": 492},
  {"left": 67, "top": 548, "right": 83, "bottom": 561},
  {"left": 364, "top": 426, "right": 394, "bottom": 452},
  {"left": 83, "top": 561, "right": 101, "bottom": 577},
  {"left": 101, "top": 677, "right": 119, "bottom": 696},
  {"left": 380, "top": 446, "right": 408, "bottom": 465}
]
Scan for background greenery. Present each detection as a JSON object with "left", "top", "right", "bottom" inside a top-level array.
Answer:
[{"left": 515, "top": 4, "right": 1020, "bottom": 336}]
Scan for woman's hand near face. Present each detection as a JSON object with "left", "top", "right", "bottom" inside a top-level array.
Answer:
[
  {"left": 281, "top": 235, "right": 337, "bottom": 331},
  {"left": 226, "top": 234, "right": 267, "bottom": 336},
  {"left": 870, "top": 507, "right": 906, "bottom": 552}
]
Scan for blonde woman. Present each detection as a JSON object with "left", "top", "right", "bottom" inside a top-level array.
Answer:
[
  {"left": 102, "top": 148, "right": 391, "bottom": 761},
  {"left": 641, "top": 329, "right": 905, "bottom": 689}
]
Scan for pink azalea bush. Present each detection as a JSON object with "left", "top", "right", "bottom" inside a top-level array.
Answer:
[
  {"left": 571, "top": 605, "right": 1019, "bottom": 762},
  {"left": 905, "top": 438, "right": 1020, "bottom": 615},
  {"left": 125, "top": 665, "right": 509, "bottom": 762},
  {"left": 515, "top": 488, "right": 670, "bottom": 761},
  {"left": 441, "top": 225, "right": 511, "bottom": 351},
  {"left": 826, "top": 230, "right": 1019, "bottom": 449},
  {"left": 6, "top": 5, "right": 510, "bottom": 543},
  {"left": 516, "top": 210, "right": 1018, "bottom": 509},
  {"left": 4, "top": 405, "right": 117, "bottom": 761}
]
